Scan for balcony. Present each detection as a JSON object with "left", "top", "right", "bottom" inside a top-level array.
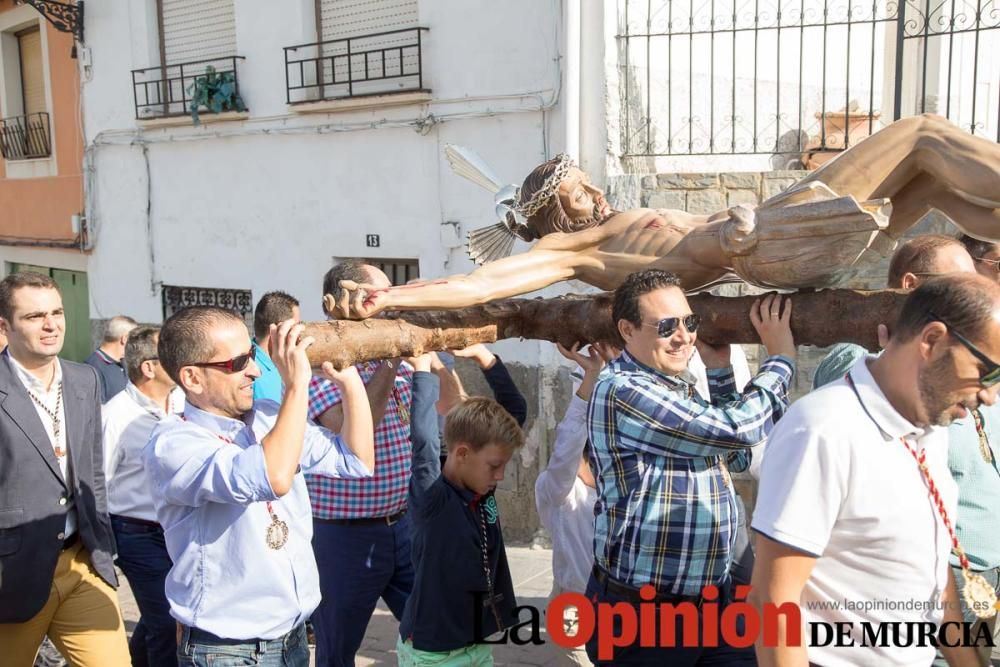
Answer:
[
  {"left": 0, "top": 112, "right": 51, "bottom": 161},
  {"left": 284, "top": 27, "right": 429, "bottom": 106},
  {"left": 132, "top": 56, "right": 246, "bottom": 121}
]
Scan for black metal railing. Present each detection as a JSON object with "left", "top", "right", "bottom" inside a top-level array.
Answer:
[
  {"left": 0, "top": 112, "right": 52, "bottom": 160},
  {"left": 283, "top": 27, "right": 429, "bottom": 104},
  {"left": 132, "top": 56, "right": 245, "bottom": 120},
  {"left": 617, "top": 0, "right": 998, "bottom": 158},
  {"left": 162, "top": 285, "right": 254, "bottom": 328}
]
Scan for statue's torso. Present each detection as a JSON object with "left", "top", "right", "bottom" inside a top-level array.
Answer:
[{"left": 566, "top": 208, "right": 733, "bottom": 291}]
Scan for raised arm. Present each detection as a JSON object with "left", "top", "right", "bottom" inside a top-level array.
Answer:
[
  {"left": 331, "top": 241, "right": 601, "bottom": 319},
  {"left": 408, "top": 355, "right": 447, "bottom": 513}
]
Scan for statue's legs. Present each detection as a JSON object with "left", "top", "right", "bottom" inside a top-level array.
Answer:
[
  {"left": 786, "top": 114, "right": 1000, "bottom": 238},
  {"left": 888, "top": 173, "right": 1000, "bottom": 240}
]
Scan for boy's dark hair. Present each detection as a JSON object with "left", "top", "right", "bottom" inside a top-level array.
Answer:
[
  {"left": 159, "top": 306, "right": 245, "bottom": 385},
  {"left": 322, "top": 261, "right": 368, "bottom": 315},
  {"left": 444, "top": 396, "right": 525, "bottom": 451},
  {"left": 0, "top": 272, "right": 60, "bottom": 321},
  {"left": 611, "top": 269, "right": 683, "bottom": 328},
  {"left": 886, "top": 235, "right": 966, "bottom": 288},
  {"left": 893, "top": 274, "right": 1000, "bottom": 344},
  {"left": 253, "top": 291, "right": 299, "bottom": 340},
  {"left": 124, "top": 326, "right": 160, "bottom": 384}
]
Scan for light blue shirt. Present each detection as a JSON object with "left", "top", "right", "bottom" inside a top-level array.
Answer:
[
  {"left": 948, "top": 402, "right": 1000, "bottom": 570},
  {"left": 143, "top": 400, "right": 372, "bottom": 640},
  {"left": 252, "top": 341, "right": 283, "bottom": 403}
]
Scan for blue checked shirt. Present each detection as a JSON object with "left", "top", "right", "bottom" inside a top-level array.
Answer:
[{"left": 588, "top": 350, "right": 794, "bottom": 595}]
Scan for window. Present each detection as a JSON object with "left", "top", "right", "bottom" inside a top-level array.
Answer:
[
  {"left": 318, "top": 0, "right": 419, "bottom": 42},
  {"left": 158, "top": 0, "right": 237, "bottom": 66},
  {"left": 133, "top": 0, "right": 241, "bottom": 119},
  {"left": 334, "top": 257, "right": 420, "bottom": 286},
  {"left": 0, "top": 21, "right": 51, "bottom": 161},
  {"left": 369, "top": 258, "right": 419, "bottom": 285},
  {"left": 17, "top": 27, "right": 44, "bottom": 119},
  {"left": 161, "top": 285, "right": 254, "bottom": 328}
]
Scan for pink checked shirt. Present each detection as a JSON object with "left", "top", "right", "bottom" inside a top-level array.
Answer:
[{"left": 305, "top": 361, "right": 413, "bottom": 519}]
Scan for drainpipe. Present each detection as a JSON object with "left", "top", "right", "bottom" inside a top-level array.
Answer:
[{"left": 563, "top": 0, "right": 580, "bottom": 160}]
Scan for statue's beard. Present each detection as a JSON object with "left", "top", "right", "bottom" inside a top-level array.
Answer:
[{"left": 568, "top": 194, "right": 616, "bottom": 231}]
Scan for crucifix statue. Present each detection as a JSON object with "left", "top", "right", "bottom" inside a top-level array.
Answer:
[
  {"left": 328, "top": 114, "right": 1000, "bottom": 321},
  {"left": 303, "top": 114, "right": 1000, "bottom": 367}
]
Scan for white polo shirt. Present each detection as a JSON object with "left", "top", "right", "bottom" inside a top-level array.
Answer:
[
  {"left": 103, "top": 383, "right": 185, "bottom": 522},
  {"left": 752, "top": 357, "right": 956, "bottom": 667}
]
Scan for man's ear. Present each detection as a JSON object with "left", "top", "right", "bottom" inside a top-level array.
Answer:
[
  {"left": 0, "top": 317, "right": 9, "bottom": 336},
  {"left": 617, "top": 319, "right": 636, "bottom": 344},
  {"left": 900, "top": 273, "right": 919, "bottom": 290},
  {"left": 140, "top": 359, "right": 157, "bottom": 381},
  {"left": 178, "top": 366, "right": 204, "bottom": 395},
  {"left": 918, "top": 321, "right": 948, "bottom": 361}
]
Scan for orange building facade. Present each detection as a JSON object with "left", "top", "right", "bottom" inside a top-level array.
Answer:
[
  {"left": 0, "top": 0, "right": 90, "bottom": 360},
  {"left": 0, "top": 0, "right": 83, "bottom": 243}
]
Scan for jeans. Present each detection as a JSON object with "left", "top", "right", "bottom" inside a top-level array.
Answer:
[
  {"left": 932, "top": 565, "right": 1000, "bottom": 667},
  {"left": 583, "top": 571, "right": 757, "bottom": 666},
  {"left": 177, "top": 624, "right": 309, "bottom": 667},
  {"left": 111, "top": 516, "right": 177, "bottom": 667},
  {"left": 310, "top": 513, "right": 415, "bottom": 667}
]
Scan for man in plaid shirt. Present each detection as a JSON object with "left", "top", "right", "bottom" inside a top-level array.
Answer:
[
  {"left": 585, "top": 269, "right": 796, "bottom": 665},
  {"left": 307, "top": 262, "right": 415, "bottom": 667}
]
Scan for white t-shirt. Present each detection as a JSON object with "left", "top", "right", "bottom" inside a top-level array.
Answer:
[
  {"left": 103, "top": 383, "right": 185, "bottom": 521},
  {"left": 752, "top": 357, "right": 956, "bottom": 667},
  {"left": 535, "top": 395, "right": 598, "bottom": 595}
]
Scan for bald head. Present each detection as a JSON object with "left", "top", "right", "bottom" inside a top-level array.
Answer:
[
  {"left": 887, "top": 235, "right": 975, "bottom": 289},
  {"left": 893, "top": 273, "right": 1000, "bottom": 344},
  {"left": 321, "top": 261, "right": 391, "bottom": 316}
]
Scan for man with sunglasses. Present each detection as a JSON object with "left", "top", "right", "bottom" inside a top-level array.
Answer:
[
  {"left": 960, "top": 234, "right": 1000, "bottom": 285},
  {"left": 143, "top": 306, "right": 375, "bottom": 667},
  {"left": 584, "top": 268, "right": 796, "bottom": 665},
  {"left": 102, "top": 325, "right": 185, "bottom": 666},
  {"left": 751, "top": 274, "right": 1000, "bottom": 667},
  {"left": 811, "top": 236, "right": 1000, "bottom": 664}
]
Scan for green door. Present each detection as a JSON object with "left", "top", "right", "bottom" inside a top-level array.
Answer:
[{"left": 8, "top": 263, "right": 91, "bottom": 363}]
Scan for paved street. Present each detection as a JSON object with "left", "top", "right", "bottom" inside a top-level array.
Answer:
[{"left": 118, "top": 544, "right": 582, "bottom": 666}]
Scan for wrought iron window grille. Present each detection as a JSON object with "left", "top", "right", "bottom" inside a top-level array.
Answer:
[
  {"left": 162, "top": 285, "right": 254, "bottom": 329},
  {"left": 0, "top": 112, "right": 52, "bottom": 160},
  {"left": 283, "top": 27, "right": 430, "bottom": 105},
  {"left": 617, "top": 0, "right": 999, "bottom": 158},
  {"left": 132, "top": 56, "right": 246, "bottom": 120}
]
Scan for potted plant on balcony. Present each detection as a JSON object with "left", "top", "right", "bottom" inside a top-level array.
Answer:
[{"left": 187, "top": 65, "right": 247, "bottom": 126}]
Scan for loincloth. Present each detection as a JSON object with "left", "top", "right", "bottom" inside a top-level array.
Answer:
[{"left": 720, "top": 180, "right": 894, "bottom": 290}]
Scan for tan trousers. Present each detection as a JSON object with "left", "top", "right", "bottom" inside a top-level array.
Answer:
[{"left": 0, "top": 541, "right": 130, "bottom": 667}]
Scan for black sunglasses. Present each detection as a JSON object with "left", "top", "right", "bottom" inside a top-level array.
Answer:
[
  {"left": 642, "top": 313, "right": 702, "bottom": 338},
  {"left": 191, "top": 346, "right": 257, "bottom": 373},
  {"left": 929, "top": 311, "right": 1000, "bottom": 387}
]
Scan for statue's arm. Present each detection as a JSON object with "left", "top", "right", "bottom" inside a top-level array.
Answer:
[
  {"left": 388, "top": 246, "right": 600, "bottom": 310},
  {"left": 334, "top": 244, "right": 602, "bottom": 319}
]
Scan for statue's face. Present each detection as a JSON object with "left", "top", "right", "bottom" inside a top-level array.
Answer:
[{"left": 557, "top": 167, "right": 610, "bottom": 224}]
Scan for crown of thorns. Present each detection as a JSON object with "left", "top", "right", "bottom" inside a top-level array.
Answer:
[{"left": 514, "top": 153, "right": 577, "bottom": 218}]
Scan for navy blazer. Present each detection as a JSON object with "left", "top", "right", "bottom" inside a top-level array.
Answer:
[{"left": 0, "top": 354, "right": 117, "bottom": 622}]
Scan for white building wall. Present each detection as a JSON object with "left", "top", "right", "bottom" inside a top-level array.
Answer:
[{"left": 81, "top": 0, "right": 570, "bottom": 368}]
